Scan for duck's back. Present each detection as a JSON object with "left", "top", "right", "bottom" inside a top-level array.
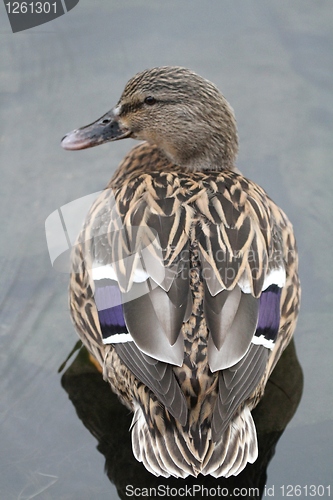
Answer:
[{"left": 69, "top": 142, "right": 300, "bottom": 477}]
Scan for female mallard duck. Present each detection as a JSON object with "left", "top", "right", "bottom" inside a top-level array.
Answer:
[{"left": 61, "top": 66, "right": 300, "bottom": 478}]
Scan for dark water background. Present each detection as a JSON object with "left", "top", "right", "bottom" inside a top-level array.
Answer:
[{"left": 1, "top": 1, "right": 332, "bottom": 498}]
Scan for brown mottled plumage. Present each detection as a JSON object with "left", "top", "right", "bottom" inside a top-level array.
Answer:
[{"left": 62, "top": 67, "right": 300, "bottom": 478}]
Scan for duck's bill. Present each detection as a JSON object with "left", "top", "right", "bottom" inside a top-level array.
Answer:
[{"left": 61, "top": 110, "right": 131, "bottom": 151}]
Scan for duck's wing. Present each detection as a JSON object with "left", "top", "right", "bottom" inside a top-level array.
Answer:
[
  {"left": 72, "top": 175, "right": 192, "bottom": 424},
  {"left": 192, "top": 173, "right": 298, "bottom": 439},
  {"left": 189, "top": 172, "right": 286, "bottom": 365},
  {"left": 83, "top": 175, "right": 193, "bottom": 358}
]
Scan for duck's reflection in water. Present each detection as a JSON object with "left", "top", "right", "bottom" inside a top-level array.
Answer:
[{"left": 61, "top": 340, "right": 302, "bottom": 500}]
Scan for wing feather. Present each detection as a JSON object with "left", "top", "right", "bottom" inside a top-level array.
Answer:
[
  {"left": 212, "top": 344, "right": 269, "bottom": 440},
  {"left": 115, "top": 343, "right": 188, "bottom": 425},
  {"left": 206, "top": 288, "right": 259, "bottom": 371}
]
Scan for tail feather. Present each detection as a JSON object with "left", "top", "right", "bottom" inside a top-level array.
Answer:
[
  {"left": 131, "top": 403, "right": 258, "bottom": 478},
  {"left": 208, "top": 407, "right": 258, "bottom": 477},
  {"left": 132, "top": 404, "right": 191, "bottom": 478}
]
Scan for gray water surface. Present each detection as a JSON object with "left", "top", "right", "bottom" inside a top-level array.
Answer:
[{"left": 1, "top": 1, "right": 332, "bottom": 498}]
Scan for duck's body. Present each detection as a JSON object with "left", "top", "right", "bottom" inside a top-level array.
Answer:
[{"left": 62, "top": 67, "right": 300, "bottom": 478}]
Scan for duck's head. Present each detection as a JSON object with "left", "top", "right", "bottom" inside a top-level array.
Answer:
[{"left": 61, "top": 66, "right": 238, "bottom": 170}]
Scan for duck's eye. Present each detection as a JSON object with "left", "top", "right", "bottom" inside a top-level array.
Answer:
[{"left": 144, "top": 96, "right": 156, "bottom": 105}]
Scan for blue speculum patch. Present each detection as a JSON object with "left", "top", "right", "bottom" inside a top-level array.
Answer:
[
  {"left": 255, "top": 284, "right": 281, "bottom": 344},
  {"left": 95, "top": 284, "right": 128, "bottom": 340}
]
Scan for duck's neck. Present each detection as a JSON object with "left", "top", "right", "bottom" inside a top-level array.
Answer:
[
  {"left": 175, "top": 150, "right": 237, "bottom": 172},
  {"left": 159, "top": 136, "right": 238, "bottom": 172},
  {"left": 153, "top": 110, "right": 239, "bottom": 172}
]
